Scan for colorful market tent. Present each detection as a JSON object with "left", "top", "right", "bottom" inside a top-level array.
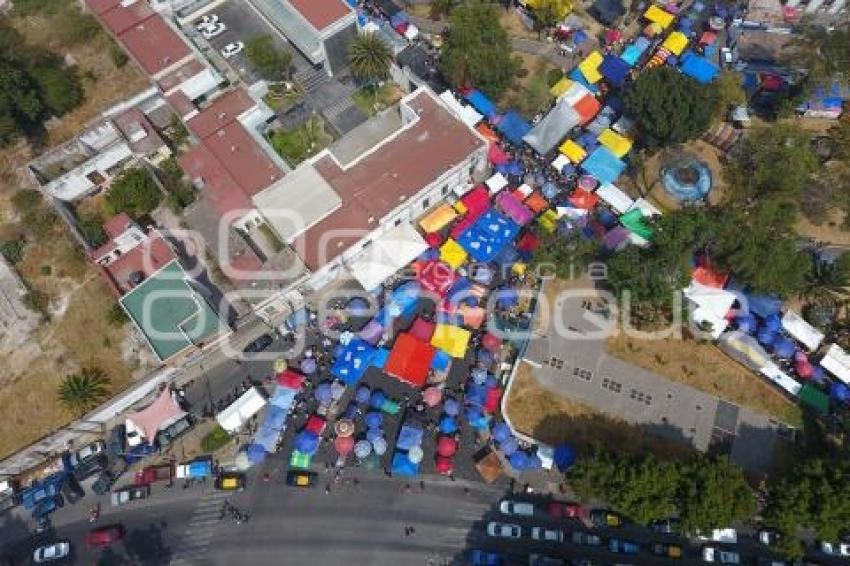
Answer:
[
  {"left": 559, "top": 80, "right": 592, "bottom": 106},
  {"left": 495, "top": 110, "right": 532, "bottom": 145},
  {"left": 759, "top": 364, "right": 803, "bottom": 397},
  {"left": 495, "top": 191, "right": 535, "bottom": 226},
  {"left": 619, "top": 208, "right": 653, "bottom": 239},
  {"left": 599, "top": 54, "right": 632, "bottom": 87},
  {"left": 384, "top": 332, "right": 436, "bottom": 387},
  {"left": 457, "top": 185, "right": 490, "bottom": 218},
  {"left": 781, "top": 310, "right": 824, "bottom": 351},
  {"left": 568, "top": 68, "right": 601, "bottom": 94},
  {"left": 484, "top": 172, "right": 509, "bottom": 194},
  {"left": 439, "top": 238, "right": 468, "bottom": 269},
  {"left": 798, "top": 383, "right": 829, "bottom": 415},
  {"left": 581, "top": 146, "right": 626, "bottom": 185},
  {"left": 488, "top": 143, "right": 509, "bottom": 165},
  {"left": 216, "top": 387, "right": 267, "bottom": 434},
  {"left": 620, "top": 37, "right": 651, "bottom": 66},
  {"left": 578, "top": 50, "right": 604, "bottom": 84},
  {"left": 597, "top": 129, "right": 633, "bottom": 158},
  {"left": 574, "top": 94, "right": 602, "bottom": 125},
  {"left": 820, "top": 344, "right": 850, "bottom": 385},
  {"left": 419, "top": 204, "right": 458, "bottom": 233},
  {"left": 348, "top": 221, "right": 428, "bottom": 292},
  {"left": 456, "top": 208, "right": 520, "bottom": 262},
  {"left": 568, "top": 188, "right": 600, "bottom": 209},
  {"left": 331, "top": 338, "right": 377, "bottom": 385},
  {"left": 662, "top": 31, "right": 689, "bottom": 56},
  {"left": 391, "top": 452, "right": 420, "bottom": 476},
  {"left": 431, "top": 324, "right": 471, "bottom": 358},
  {"left": 724, "top": 281, "right": 782, "bottom": 318},
  {"left": 523, "top": 99, "right": 582, "bottom": 155},
  {"left": 559, "top": 139, "right": 587, "bottom": 163},
  {"left": 595, "top": 183, "right": 634, "bottom": 213},
  {"left": 417, "top": 259, "right": 458, "bottom": 297},
  {"left": 525, "top": 192, "right": 549, "bottom": 214},
  {"left": 644, "top": 5, "right": 674, "bottom": 28},
  {"left": 438, "top": 90, "right": 483, "bottom": 127},
  {"left": 475, "top": 122, "right": 500, "bottom": 142},
  {"left": 128, "top": 387, "right": 187, "bottom": 442},
  {"left": 680, "top": 51, "right": 719, "bottom": 84},
  {"left": 549, "top": 77, "right": 574, "bottom": 98},
  {"left": 538, "top": 209, "right": 559, "bottom": 232},
  {"left": 396, "top": 423, "right": 424, "bottom": 450},
  {"left": 464, "top": 89, "right": 498, "bottom": 119}
]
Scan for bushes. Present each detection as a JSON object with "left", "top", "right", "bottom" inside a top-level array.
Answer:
[
  {"left": 545, "top": 67, "right": 563, "bottom": 87},
  {"left": 109, "top": 43, "right": 129, "bottom": 69},
  {"left": 105, "top": 168, "right": 162, "bottom": 217},
  {"left": 77, "top": 215, "right": 107, "bottom": 248},
  {"left": 105, "top": 303, "right": 128, "bottom": 326},
  {"left": 11, "top": 189, "right": 57, "bottom": 240},
  {"left": 201, "top": 425, "right": 232, "bottom": 453},
  {"left": 157, "top": 158, "right": 195, "bottom": 213},
  {"left": 0, "top": 240, "right": 24, "bottom": 264}
]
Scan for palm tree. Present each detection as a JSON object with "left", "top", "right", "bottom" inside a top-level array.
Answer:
[
  {"left": 799, "top": 252, "right": 850, "bottom": 312},
  {"left": 348, "top": 34, "right": 392, "bottom": 85},
  {"left": 58, "top": 368, "right": 110, "bottom": 417}
]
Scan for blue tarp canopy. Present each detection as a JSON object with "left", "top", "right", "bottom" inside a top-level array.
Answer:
[
  {"left": 331, "top": 338, "right": 377, "bottom": 385},
  {"left": 599, "top": 54, "right": 631, "bottom": 87},
  {"left": 457, "top": 208, "right": 520, "bottom": 262},
  {"left": 268, "top": 386, "right": 297, "bottom": 411},
  {"left": 396, "top": 423, "right": 424, "bottom": 451},
  {"left": 581, "top": 146, "right": 626, "bottom": 185},
  {"left": 391, "top": 452, "right": 420, "bottom": 476},
  {"left": 680, "top": 51, "right": 719, "bottom": 84},
  {"left": 568, "top": 68, "right": 600, "bottom": 94},
  {"left": 725, "top": 281, "right": 782, "bottom": 318},
  {"left": 253, "top": 425, "right": 280, "bottom": 453},
  {"left": 495, "top": 110, "right": 532, "bottom": 145},
  {"left": 431, "top": 350, "right": 451, "bottom": 371},
  {"left": 465, "top": 89, "right": 498, "bottom": 119},
  {"left": 370, "top": 347, "right": 390, "bottom": 369},
  {"left": 261, "top": 404, "right": 288, "bottom": 431}
]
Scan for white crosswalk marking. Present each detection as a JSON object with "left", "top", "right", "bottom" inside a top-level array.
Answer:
[{"left": 169, "top": 491, "right": 229, "bottom": 565}]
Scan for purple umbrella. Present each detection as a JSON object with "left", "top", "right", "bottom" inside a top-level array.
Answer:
[
  {"left": 300, "top": 357, "right": 317, "bottom": 375},
  {"left": 315, "top": 382, "right": 333, "bottom": 404},
  {"left": 365, "top": 411, "right": 383, "bottom": 429},
  {"left": 355, "top": 385, "right": 371, "bottom": 404},
  {"left": 444, "top": 397, "right": 459, "bottom": 416},
  {"left": 491, "top": 422, "right": 511, "bottom": 443}
]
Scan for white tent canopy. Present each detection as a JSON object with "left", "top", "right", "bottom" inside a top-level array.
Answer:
[
  {"left": 559, "top": 81, "right": 591, "bottom": 106},
  {"left": 523, "top": 98, "right": 581, "bottom": 155},
  {"left": 596, "top": 184, "right": 634, "bottom": 214},
  {"left": 629, "top": 197, "right": 662, "bottom": 218},
  {"left": 684, "top": 281, "right": 736, "bottom": 337},
  {"left": 781, "top": 310, "right": 824, "bottom": 351},
  {"left": 438, "top": 91, "right": 483, "bottom": 128},
  {"left": 820, "top": 343, "right": 850, "bottom": 384},
  {"left": 347, "top": 222, "right": 428, "bottom": 292},
  {"left": 760, "top": 363, "right": 803, "bottom": 396},
  {"left": 216, "top": 387, "right": 267, "bottom": 434},
  {"left": 551, "top": 154, "right": 570, "bottom": 173},
  {"left": 485, "top": 172, "right": 509, "bottom": 194}
]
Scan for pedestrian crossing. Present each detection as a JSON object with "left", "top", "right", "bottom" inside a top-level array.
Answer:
[{"left": 169, "top": 490, "right": 229, "bottom": 566}]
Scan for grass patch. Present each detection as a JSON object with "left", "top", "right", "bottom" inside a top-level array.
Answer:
[
  {"left": 268, "top": 117, "right": 332, "bottom": 167},
  {"left": 263, "top": 84, "right": 303, "bottom": 114},
  {"left": 351, "top": 83, "right": 404, "bottom": 116},
  {"left": 501, "top": 53, "right": 556, "bottom": 120},
  {"left": 201, "top": 425, "right": 232, "bottom": 453}
]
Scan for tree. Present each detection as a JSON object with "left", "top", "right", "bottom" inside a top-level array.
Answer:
[
  {"left": 244, "top": 35, "right": 292, "bottom": 82},
  {"left": 788, "top": 22, "right": 850, "bottom": 85},
  {"left": 0, "top": 58, "right": 44, "bottom": 144},
  {"left": 440, "top": 2, "right": 518, "bottom": 98},
  {"left": 678, "top": 455, "right": 756, "bottom": 534},
  {"left": 105, "top": 168, "right": 162, "bottom": 217},
  {"left": 348, "top": 33, "right": 392, "bottom": 84},
  {"left": 431, "top": 0, "right": 459, "bottom": 17},
  {"left": 605, "top": 245, "right": 688, "bottom": 318},
  {"left": 105, "top": 302, "right": 128, "bottom": 326},
  {"left": 624, "top": 67, "right": 717, "bottom": 148},
  {"left": 712, "top": 70, "right": 747, "bottom": 121},
  {"left": 57, "top": 367, "right": 110, "bottom": 416},
  {"left": 798, "top": 252, "right": 850, "bottom": 311},
  {"left": 0, "top": 239, "right": 24, "bottom": 264},
  {"left": 77, "top": 215, "right": 107, "bottom": 248},
  {"left": 30, "top": 63, "right": 83, "bottom": 118},
  {"left": 531, "top": 228, "right": 601, "bottom": 279},
  {"left": 109, "top": 42, "right": 129, "bottom": 69}
]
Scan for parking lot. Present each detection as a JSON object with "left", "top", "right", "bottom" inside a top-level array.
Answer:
[{"left": 189, "top": 0, "right": 311, "bottom": 86}]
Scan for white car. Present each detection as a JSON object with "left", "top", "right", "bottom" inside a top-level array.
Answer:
[
  {"left": 195, "top": 14, "right": 219, "bottom": 30},
  {"left": 821, "top": 541, "right": 850, "bottom": 556},
  {"left": 202, "top": 23, "right": 226, "bottom": 39},
  {"left": 702, "top": 546, "right": 740, "bottom": 564},
  {"left": 499, "top": 500, "right": 535, "bottom": 517},
  {"left": 221, "top": 41, "right": 244, "bottom": 59},
  {"left": 531, "top": 527, "right": 564, "bottom": 543},
  {"left": 486, "top": 521, "right": 521, "bottom": 539},
  {"left": 33, "top": 542, "right": 71, "bottom": 563}
]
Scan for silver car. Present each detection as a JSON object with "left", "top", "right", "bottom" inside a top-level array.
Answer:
[
  {"left": 33, "top": 541, "right": 70, "bottom": 563},
  {"left": 486, "top": 521, "right": 521, "bottom": 539}
]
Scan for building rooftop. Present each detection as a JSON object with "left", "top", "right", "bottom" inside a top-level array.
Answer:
[
  {"left": 99, "top": 230, "right": 177, "bottom": 297},
  {"left": 179, "top": 144, "right": 252, "bottom": 218},
  {"left": 98, "top": 0, "right": 153, "bottom": 35},
  {"left": 166, "top": 90, "right": 196, "bottom": 120},
  {"left": 119, "top": 15, "right": 192, "bottom": 76},
  {"left": 113, "top": 107, "right": 167, "bottom": 157},
  {"left": 201, "top": 121, "right": 283, "bottom": 196},
  {"left": 157, "top": 59, "right": 206, "bottom": 93},
  {"left": 288, "top": 0, "right": 353, "bottom": 31},
  {"left": 120, "top": 260, "right": 226, "bottom": 362},
  {"left": 292, "top": 90, "right": 485, "bottom": 271},
  {"left": 186, "top": 89, "right": 256, "bottom": 140}
]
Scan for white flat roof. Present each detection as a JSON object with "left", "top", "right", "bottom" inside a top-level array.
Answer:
[
  {"left": 596, "top": 183, "right": 635, "bottom": 214},
  {"left": 216, "top": 387, "right": 267, "bottom": 433},
  {"left": 820, "top": 343, "right": 850, "bottom": 384},
  {"left": 781, "top": 310, "right": 824, "bottom": 351},
  {"left": 347, "top": 222, "right": 428, "bottom": 292}
]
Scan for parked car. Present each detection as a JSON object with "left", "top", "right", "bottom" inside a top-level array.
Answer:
[
  {"left": 201, "top": 23, "right": 226, "bottom": 39},
  {"left": 134, "top": 464, "right": 174, "bottom": 486},
  {"left": 702, "top": 546, "right": 740, "bottom": 564},
  {"left": 243, "top": 333, "right": 274, "bottom": 353},
  {"left": 589, "top": 509, "right": 622, "bottom": 528},
  {"left": 221, "top": 41, "right": 244, "bottom": 59},
  {"left": 528, "top": 555, "right": 565, "bottom": 565},
  {"left": 66, "top": 441, "right": 106, "bottom": 469},
  {"left": 156, "top": 416, "right": 193, "bottom": 448},
  {"left": 107, "top": 424, "right": 126, "bottom": 457},
  {"left": 571, "top": 530, "right": 602, "bottom": 546},
  {"left": 820, "top": 541, "right": 850, "bottom": 556},
  {"left": 755, "top": 559, "right": 786, "bottom": 566},
  {"left": 470, "top": 549, "right": 505, "bottom": 565},
  {"left": 531, "top": 527, "right": 564, "bottom": 543},
  {"left": 652, "top": 542, "right": 682, "bottom": 559},
  {"left": 486, "top": 522, "right": 521, "bottom": 539},
  {"left": 285, "top": 470, "right": 317, "bottom": 488},
  {"left": 214, "top": 472, "right": 246, "bottom": 491},
  {"left": 32, "top": 541, "right": 70, "bottom": 563},
  {"left": 698, "top": 528, "right": 738, "bottom": 543},
  {"left": 71, "top": 454, "right": 107, "bottom": 482},
  {"left": 85, "top": 525, "right": 125, "bottom": 548},
  {"left": 110, "top": 485, "right": 150, "bottom": 506},
  {"left": 175, "top": 456, "right": 214, "bottom": 480},
  {"left": 548, "top": 502, "right": 586, "bottom": 520},
  {"left": 195, "top": 14, "right": 219, "bottom": 30},
  {"left": 649, "top": 517, "right": 681, "bottom": 535},
  {"left": 32, "top": 495, "right": 64, "bottom": 519},
  {"left": 758, "top": 529, "right": 779, "bottom": 546},
  {"left": 608, "top": 539, "right": 640, "bottom": 554},
  {"left": 499, "top": 500, "right": 534, "bottom": 517},
  {"left": 59, "top": 476, "right": 84, "bottom": 505},
  {"left": 92, "top": 459, "right": 127, "bottom": 496}
]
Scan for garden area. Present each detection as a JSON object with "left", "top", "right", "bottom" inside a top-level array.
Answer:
[
  {"left": 262, "top": 83, "right": 304, "bottom": 114},
  {"left": 268, "top": 117, "right": 333, "bottom": 167},
  {"left": 351, "top": 83, "right": 405, "bottom": 117}
]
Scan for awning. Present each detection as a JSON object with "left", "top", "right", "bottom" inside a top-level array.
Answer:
[
  {"left": 644, "top": 5, "right": 674, "bottom": 28},
  {"left": 578, "top": 50, "right": 604, "bottom": 84},
  {"left": 217, "top": 387, "right": 267, "bottom": 433},
  {"left": 597, "top": 129, "right": 633, "bottom": 158},
  {"left": 559, "top": 139, "right": 587, "bottom": 163},
  {"left": 662, "top": 31, "right": 689, "bottom": 56},
  {"left": 684, "top": 281, "right": 736, "bottom": 323},
  {"left": 485, "top": 172, "right": 509, "bottom": 194},
  {"left": 820, "top": 343, "right": 850, "bottom": 385},
  {"left": 760, "top": 363, "right": 803, "bottom": 396},
  {"left": 419, "top": 204, "right": 458, "bottom": 233},
  {"left": 438, "top": 90, "right": 483, "bottom": 127},
  {"left": 348, "top": 222, "right": 428, "bottom": 292},
  {"left": 127, "top": 387, "right": 187, "bottom": 442},
  {"left": 781, "top": 310, "right": 824, "bottom": 351},
  {"left": 596, "top": 183, "right": 634, "bottom": 213}
]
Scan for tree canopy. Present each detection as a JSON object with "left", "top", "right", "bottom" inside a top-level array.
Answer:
[
  {"left": 624, "top": 67, "right": 717, "bottom": 149},
  {"left": 677, "top": 456, "right": 756, "bottom": 534},
  {"left": 57, "top": 367, "right": 110, "bottom": 417},
  {"left": 105, "top": 168, "right": 163, "bottom": 217},
  {"left": 348, "top": 33, "right": 393, "bottom": 83},
  {"left": 440, "top": 2, "right": 517, "bottom": 98},
  {"left": 245, "top": 35, "right": 292, "bottom": 82}
]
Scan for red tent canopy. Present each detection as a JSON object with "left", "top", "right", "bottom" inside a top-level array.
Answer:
[
  {"left": 569, "top": 188, "right": 600, "bottom": 210},
  {"left": 482, "top": 332, "right": 502, "bottom": 352},
  {"left": 417, "top": 260, "right": 458, "bottom": 297},
  {"left": 384, "top": 333, "right": 436, "bottom": 387},
  {"left": 574, "top": 94, "right": 602, "bottom": 125},
  {"left": 334, "top": 435, "right": 354, "bottom": 455},
  {"left": 277, "top": 369, "right": 305, "bottom": 389},
  {"left": 605, "top": 29, "right": 622, "bottom": 44},
  {"left": 435, "top": 455, "right": 454, "bottom": 474},
  {"left": 425, "top": 232, "right": 443, "bottom": 248},
  {"left": 409, "top": 317, "right": 436, "bottom": 342},
  {"left": 436, "top": 435, "right": 458, "bottom": 457},
  {"left": 305, "top": 415, "right": 326, "bottom": 435},
  {"left": 524, "top": 192, "right": 549, "bottom": 214},
  {"left": 460, "top": 185, "right": 490, "bottom": 217},
  {"left": 127, "top": 386, "right": 186, "bottom": 443},
  {"left": 484, "top": 387, "right": 503, "bottom": 413},
  {"left": 516, "top": 232, "right": 540, "bottom": 252},
  {"left": 488, "top": 143, "right": 509, "bottom": 165}
]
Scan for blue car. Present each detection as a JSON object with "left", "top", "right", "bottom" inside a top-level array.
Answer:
[
  {"left": 32, "top": 494, "right": 63, "bottom": 518},
  {"left": 609, "top": 538, "right": 640, "bottom": 554},
  {"left": 470, "top": 549, "right": 505, "bottom": 565}
]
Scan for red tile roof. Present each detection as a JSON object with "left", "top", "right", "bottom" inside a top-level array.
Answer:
[
  {"left": 99, "top": 0, "right": 153, "bottom": 35},
  {"left": 178, "top": 144, "right": 252, "bottom": 218},
  {"left": 157, "top": 59, "right": 206, "bottom": 93},
  {"left": 99, "top": 231, "right": 176, "bottom": 297},
  {"left": 113, "top": 107, "right": 166, "bottom": 156},
  {"left": 293, "top": 91, "right": 484, "bottom": 271},
  {"left": 288, "top": 0, "right": 352, "bottom": 31},
  {"left": 166, "top": 90, "right": 196, "bottom": 119},
  {"left": 119, "top": 15, "right": 191, "bottom": 76},
  {"left": 202, "top": 122, "right": 282, "bottom": 196},
  {"left": 85, "top": 0, "right": 122, "bottom": 16},
  {"left": 186, "top": 89, "right": 256, "bottom": 140},
  {"left": 102, "top": 212, "right": 134, "bottom": 241}
]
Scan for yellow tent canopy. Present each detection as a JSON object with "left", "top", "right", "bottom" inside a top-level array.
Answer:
[
  {"left": 597, "top": 129, "right": 633, "bottom": 158},
  {"left": 431, "top": 324, "right": 471, "bottom": 358},
  {"left": 439, "top": 238, "right": 468, "bottom": 270},
  {"left": 549, "top": 77, "right": 574, "bottom": 98},
  {"left": 578, "top": 50, "right": 604, "bottom": 84},
  {"left": 559, "top": 139, "right": 587, "bottom": 163},
  {"left": 520, "top": 0, "right": 573, "bottom": 19},
  {"left": 453, "top": 201, "right": 468, "bottom": 215},
  {"left": 661, "top": 31, "right": 689, "bottom": 56},
  {"left": 644, "top": 5, "right": 674, "bottom": 28},
  {"left": 419, "top": 203, "right": 458, "bottom": 233},
  {"left": 538, "top": 209, "right": 559, "bottom": 233}
]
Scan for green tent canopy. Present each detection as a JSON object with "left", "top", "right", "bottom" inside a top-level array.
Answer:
[
  {"left": 798, "top": 383, "right": 829, "bottom": 415},
  {"left": 289, "top": 450, "right": 312, "bottom": 469},
  {"left": 619, "top": 208, "right": 654, "bottom": 240}
]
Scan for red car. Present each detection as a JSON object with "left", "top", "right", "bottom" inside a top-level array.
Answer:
[
  {"left": 548, "top": 502, "right": 587, "bottom": 520},
  {"left": 134, "top": 464, "right": 174, "bottom": 486},
  {"left": 86, "top": 524, "right": 125, "bottom": 548}
]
